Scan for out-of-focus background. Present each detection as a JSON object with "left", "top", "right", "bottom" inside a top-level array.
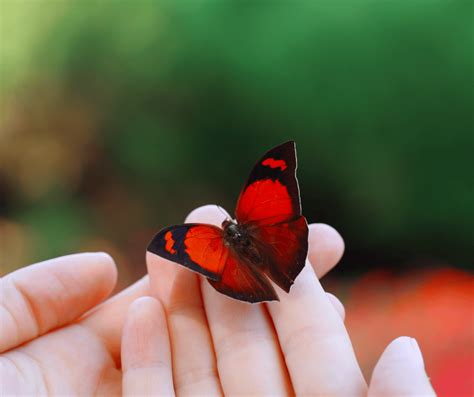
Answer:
[{"left": 1, "top": 1, "right": 472, "bottom": 394}]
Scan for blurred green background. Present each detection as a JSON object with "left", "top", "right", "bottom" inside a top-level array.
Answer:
[{"left": 1, "top": 0, "right": 473, "bottom": 282}]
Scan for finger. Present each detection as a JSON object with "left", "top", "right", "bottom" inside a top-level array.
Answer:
[
  {"left": 80, "top": 275, "right": 150, "bottom": 364},
  {"left": 326, "top": 292, "right": 345, "bottom": 321},
  {"left": 2, "top": 275, "right": 149, "bottom": 395},
  {"left": 188, "top": 205, "right": 292, "bottom": 396},
  {"left": 147, "top": 208, "right": 222, "bottom": 395},
  {"left": 0, "top": 252, "right": 117, "bottom": 353},
  {"left": 308, "top": 223, "right": 345, "bottom": 277},
  {"left": 1, "top": 321, "right": 122, "bottom": 396},
  {"left": 368, "top": 337, "right": 436, "bottom": 396},
  {"left": 122, "top": 297, "right": 174, "bottom": 396},
  {"left": 267, "top": 263, "right": 367, "bottom": 396}
]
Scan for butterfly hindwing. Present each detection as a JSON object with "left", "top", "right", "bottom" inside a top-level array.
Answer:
[
  {"left": 147, "top": 223, "right": 228, "bottom": 280},
  {"left": 208, "top": 252, "right": 279, "bottom": 303},
  {"left": 249, "top": 216, "right": 309, "bottom": 292},
  {"left": 235, "top": 141, "right": 301, "bottom": 225}
]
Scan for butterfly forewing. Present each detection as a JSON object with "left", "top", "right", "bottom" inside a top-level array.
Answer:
[
  {"left": 235, "top": 141, "right": 302, "bottom": 225},
  {"left": 147, "top": 224, "right": 228, "bottom": 280}
]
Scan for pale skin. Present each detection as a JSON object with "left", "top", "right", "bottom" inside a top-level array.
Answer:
[{"left": 0, "top": 205, "right": 436, "bottom": 396}]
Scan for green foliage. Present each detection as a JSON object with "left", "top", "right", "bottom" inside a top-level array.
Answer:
[
  {"left": 18, "top": 197, "right": 93, "bottom": 262},
  {"left": 2, "top": 1, "right": 472, "bottom": 269}
]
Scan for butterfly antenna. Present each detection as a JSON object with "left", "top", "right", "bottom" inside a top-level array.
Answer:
[{"left": 216, "top": 205, "right": 231, "bottom": 221}]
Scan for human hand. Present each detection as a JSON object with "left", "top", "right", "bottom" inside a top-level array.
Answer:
[
  {"left": 0, "top": 252, "right": 149, "bottom": 395},
  {"left": 0, "top": 206, "right": 436, "bottom": 396},
  {"left": 123, "top": 205, "right": 436, "bottom": 396}
]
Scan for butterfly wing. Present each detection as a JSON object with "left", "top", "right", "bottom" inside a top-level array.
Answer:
[
  {"left": 208, "top": 252, "right": 279, "bottom": 303},
  {"left": 148, "top": 223, "right": 277, "bottom": 303},
  {"left": 235, "top": 141, "right": 302, "bottom": 225},
  {"left": 248, "top": 216, "right": 308, "bottom": 292},
  {"left": 147, "top": 224, "right": 228, "bottom": 280},
  {"left": 235, "top": 141, "right": 309, "bottom": 292}
]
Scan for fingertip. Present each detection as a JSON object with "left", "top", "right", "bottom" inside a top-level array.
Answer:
[
  {"left": 125, "top": 296, "right": 166, "bottom": 339},
  {"left": 381, "top": 336, "right": 424, "bottom": 365},
  {"left": 92, "top": 251, "right": 115, "bottom": 264},
  {"left": 326, "top": 292, "right": 345, "bottom": 321},
  {"left": 127, "top": 296, "right": 164, "bottom": 318},
  {"left": 185, "top": 204, "right": 230, "bottom": 225},
  {"left": 307, "top": 223, "right": 345, "bottom": 277},
  {"left": 72, "top": 251, "right": 117, "bottom": 280},
  {"left": 369, "top": 336, "right": 436, "bottom": 396},
  {"left": 92, "top": 252, "right": 118, "bottom": 291},
  {"left": 51, "top": 252, "right": 118, "bottom": 300}
]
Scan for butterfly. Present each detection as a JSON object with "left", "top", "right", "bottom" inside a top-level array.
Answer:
[{"left": 147, "top": 141, "right": 308, "bottom": 303}]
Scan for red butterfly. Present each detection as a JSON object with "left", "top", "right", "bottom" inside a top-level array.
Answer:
[{"left": 147, "top": 141, "right": 308, "bottom": 303}]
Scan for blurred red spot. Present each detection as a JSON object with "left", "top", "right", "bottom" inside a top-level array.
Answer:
[{"left": 341, "top": 267, "right": 474, "bottom": 397}]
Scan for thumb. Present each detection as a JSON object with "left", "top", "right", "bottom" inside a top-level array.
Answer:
[{"left": 368, "top": 336, "right": 436, "bottom": 396}]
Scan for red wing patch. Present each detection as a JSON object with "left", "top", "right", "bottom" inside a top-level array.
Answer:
[
  {"left": 147, "top": 224, "right": 228, "bottom": 280},
  {"left": 262, "top": 158, "right": 287, "bottom": 171},
  {"left": 208, "top": 252, "right": 279, "bottom": 303},
  {"left": 184, "top": 225, "right": 228, "bottom": 275},
  {"left": 236, "top": 179, "right": 294, "bottom": 225}
]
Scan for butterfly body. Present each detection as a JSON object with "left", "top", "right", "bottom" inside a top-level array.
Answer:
[
  {"left": 222, "top": 219, "right": 266, "bottom": 268},
  {"left": 148, "top": 141, "right": 309, "bottom": 303}
]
